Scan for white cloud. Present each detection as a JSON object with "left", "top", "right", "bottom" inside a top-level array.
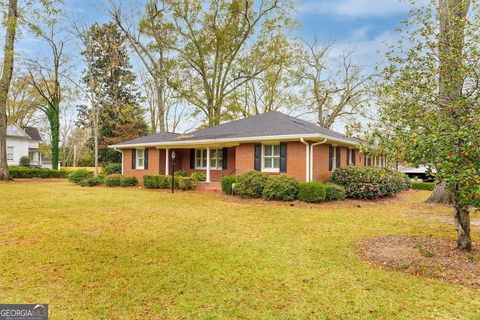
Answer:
[{"left": 300, "top": 0, "right": 427, "bottom": 17}]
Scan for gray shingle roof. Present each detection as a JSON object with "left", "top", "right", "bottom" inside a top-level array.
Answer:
[
  {"left": 22, "top": 126, "right": 42, "bottom": 141},
  {"left": 111, "top": 111, "right": 360, "bottom": 147}
]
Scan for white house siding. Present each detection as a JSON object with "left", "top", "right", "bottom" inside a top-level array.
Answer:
[{"left": 6, "top": 137, "right": 30, "bottom": 166}]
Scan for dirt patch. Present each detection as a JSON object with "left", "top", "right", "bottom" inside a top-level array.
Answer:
[
  {"left": 419, "top": 214, "right": 480, "bottom": 229},
  {"left": 358, "top": 235, "right": 480, "bottom": 288},
  {"left": 215, "top": 190, "right": 416, "bottom": 209}
]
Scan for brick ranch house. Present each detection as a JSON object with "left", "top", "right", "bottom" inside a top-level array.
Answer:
[{"left": 109, "top": 111, "right": 373, "bottom": 184}]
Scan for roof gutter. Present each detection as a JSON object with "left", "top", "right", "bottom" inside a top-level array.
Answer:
[
  {"left": 300, "top": 138, "right": 310, "bottom": 182},
  {"left": 109, "top": 133, "right": 359, "bottom": 150}
]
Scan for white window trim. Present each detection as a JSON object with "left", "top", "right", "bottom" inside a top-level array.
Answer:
[
  {"left": 7, "top": 146, "right": 14, "bottom": 161},
  {"left": 195, "top": 148, "right": 223, "bottom": 170},
  {"left": 261, "top": 144, "right": 280, "bottom": 173},
  {"left": 136, "top": 148, "right": 145, "bottom": 170}
]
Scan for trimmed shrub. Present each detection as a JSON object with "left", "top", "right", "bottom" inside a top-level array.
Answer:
[
  {"left": 221, "top": 175, "right": 237, "bottom": 195},
  {"left": 9, "top": 166, "right": 70, "bottom": 179},
  {"left": 298, "top": 182, "right": 326, "bottom": 203},
  {"left": 330, "top": 167, "right": 411, "bottom": 200},
  {"left": 174, "top": 169, "right": 187, "bottom": 177},
  {"left": 143, "top": 175, "right": 177, "bottom": 189},
  {"left": 178, "top": 177, "right": 195, "bottom": 190},
  {"left": 412, "top": 181, "right": 435, "bottom": 191},
  {"left": 105, "top": 174, "right": 123, "bottom": 187},
  {"left": 262, "top": 176, "right": 299, "bottom": 201},
  {"left": 191, "top": 172, "right": 206, "bottom": 182},
  {"left": 121, "top": 176, "right": 137, "bottom": 187},
  {"left": 325, "top": 183, "right": 346, "bottom": 201},
  {"left": 103, "top": 163, "right": 122, "bottom": 175},
  {"left": 69, "top": 169, "right": 93, "bottom": 184},
  {"left": 19, "top": 156, "right": 30, "bottom": 167},
  {"left": 235, "top": 171, "right": 269, "bottom": 198},
  {"left": 80, "top": 176, "right": 104, "bottom": 187}
]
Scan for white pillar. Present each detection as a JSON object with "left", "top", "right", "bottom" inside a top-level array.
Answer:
[
  {"left": 206, "top": 147, "right": 211, "bottom": 182},
  {"left": 121, "top": 150, "right": 124, "bottom": 175},
  {"left": 165, "top": 149, "right": 169, "bottom": 175}
]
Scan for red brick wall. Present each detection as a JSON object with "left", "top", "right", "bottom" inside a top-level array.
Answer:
[
  {"left": 235, "top": 141, "right": 307, "bottom": 181},
  {"left": 311, "top": 145, "right": 363, "bottom": 182},
  {"left": 122, "top": 143, "right": 364, "bottom": 184},
  {"left": 235, "top": 143, "right": 255, "bottom": 175},
  {"left": 122, "top": 148, "right": 162, "bottom": 182}
]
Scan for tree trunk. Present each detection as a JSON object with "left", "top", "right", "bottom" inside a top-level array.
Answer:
[
  {"left": 427, "top": 181, "right": 452, "bottom": 204},
  {"left": 453, "top": 202, "right": 472, "bottom": 251},
  {"left": 47, "top": 109, "right": 60, "bottom": 170},
  {"left": 0, "top": 0, "right": 18, "bottom": 181}
]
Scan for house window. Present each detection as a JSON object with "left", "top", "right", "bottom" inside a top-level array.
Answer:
[
  {"left": 7, "top": 146, "right": 14, "bottom": 161},
  {"left": 195, "top": 149, "right": 223, "bottom": 169},
  {"left": 262, "top": 144, "right": 280, "bottom": 172},
  {"left": 329, "top": 146, "right": 341, "bottom": 171},
  {"left": 136, "top": 149, "right": 145, "bottom": 169}
]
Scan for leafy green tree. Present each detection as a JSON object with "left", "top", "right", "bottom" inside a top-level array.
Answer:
[
  {"left": 372, "top": 0, "right": 479, "bottom": 250},
  {"left": 80, "top": 23, "right": 147, "bottom": 163}
]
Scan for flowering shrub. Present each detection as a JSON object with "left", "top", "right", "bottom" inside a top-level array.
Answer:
[{"left": 330, "top": 167, "right": 411, "bottom": 199}]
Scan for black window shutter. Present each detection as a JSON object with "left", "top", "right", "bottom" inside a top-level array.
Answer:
[
  {"left": 190, "top": 149, "right": 195, "bottom": 169},
  {"left": 346, "top": 148, "right": 351, "bottom": 166},
  {"left": 352, "top": 149, "right": 356, "bottom": 166},
  {"left": 144, "top": 149, "right": 149, "bottom": 170},
  {"left": 254, "top": 144, "right": 261, "bottom": 171},
  {"left": 132, "top": 149, "right": 136, "bottom": 169},
  {"left": 328, "top": 146, "right": 333, "bottom": 171},
  {"left": 222, "top": 147, "right": 228, "bottom": 170},
  {"left": 336, "top": 147, "right": 341, "bottom": 168},
  {"left": 280, "top": 143, "right": 287, "bottom": 173}
]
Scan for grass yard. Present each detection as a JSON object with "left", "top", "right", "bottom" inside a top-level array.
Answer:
[{"left": 1, "top": 180, "right": 480, "bottom": 319}]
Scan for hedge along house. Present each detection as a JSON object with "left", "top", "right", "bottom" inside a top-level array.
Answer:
[{"left": 109, "top": 111, "right": 364, "bottom": 184}]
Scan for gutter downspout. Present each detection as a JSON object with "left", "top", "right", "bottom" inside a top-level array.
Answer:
[
  {"left": 113, "top": 147, "right": 123, "bottom": 175},
  {"left": 300, "top": 138, "right": 310, "bottom": 182},
  {"left": 309, "top": 139, "right": 327, "bottom": 182}
]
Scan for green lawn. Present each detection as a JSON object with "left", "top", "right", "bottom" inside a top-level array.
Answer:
[{"left": 1, "top": 180, "right": 479, "bottom": 319}]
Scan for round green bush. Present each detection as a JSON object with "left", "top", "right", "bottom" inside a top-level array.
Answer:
[
  {"left": 143, "top": 175, "right": 174, "bottom": 189},
  {"left": 80, "top": 176, "right": 104, "bottom": 187},
  {"left": 19, "top": 156, "right": 30, "bottom": 167},
  {"left": 235, "top": 171, "right": 269, "bottom": 198},
  {"left": 103, "top": 163, "right": 122, "bottom": 175},
  {"left": 121, "top": 176, "right": 137, "bottom": 187},
  {"left": 191, "top": 172, "right": 206, "bottom": 182},
  {"left": 105, "top": 174, "right": 123, "bottom": 187},
  {"left": 298, "top": 182, "right": 326, "bottom": 203},
  {"left": 221, "top": 175, "right": 237, "bottom": 195},
  {"left": 325, "top": 183, "right": 346, "bottom": 201},
  {"left": 68, "top": 169, "right": 93, "bottom": 184},
  {"left": 262, "top": 176, "right": 299, "bottom": 201},
  {"left": 178, "top": 177, "right": 195, "bottom": 190}
]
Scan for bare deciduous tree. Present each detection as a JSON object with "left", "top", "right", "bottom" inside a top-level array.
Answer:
[{"left": 298, "top": 38, "right": 373, "bottom": 130}]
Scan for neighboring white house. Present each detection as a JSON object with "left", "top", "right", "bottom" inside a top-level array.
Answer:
[{"left": 6, "top": 124, "right": 47, "bottom": 168}]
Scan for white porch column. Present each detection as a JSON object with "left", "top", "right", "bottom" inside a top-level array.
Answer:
[
  {"left": 121, "top": 150, "right": 124, "bottom": 174},
  {"left": 165, "top": 149, "right": 169, "bottom": 175},
  {"left": 206, "top": 147, "right": 211, "bottom": 182}
]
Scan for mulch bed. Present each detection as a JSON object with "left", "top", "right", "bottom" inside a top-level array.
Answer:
[{"left": 358, "top": 235, "right": 480, "bottom": 288}]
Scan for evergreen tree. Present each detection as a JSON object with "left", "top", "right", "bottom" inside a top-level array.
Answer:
[{"left": 81, "top": 22, "right": 147, "bottom": 163}]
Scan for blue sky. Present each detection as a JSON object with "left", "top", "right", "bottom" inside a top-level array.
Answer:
[
  {"left": 60, "top": 0, "right": 415, "bottom": 69},
  {"left": 9, "top": 0, "right": 421, "bottom": 132}
]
